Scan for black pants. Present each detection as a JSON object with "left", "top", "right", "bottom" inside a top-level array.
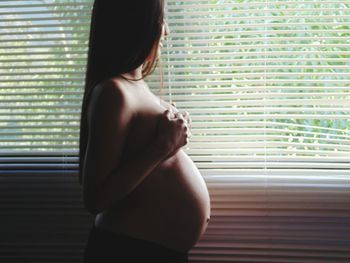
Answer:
[{"left": 84, "top": 225, "right": 189, "bottom": 263}]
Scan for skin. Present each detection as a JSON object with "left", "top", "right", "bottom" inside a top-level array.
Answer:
[{"left": 83, "top": 19, "right": 211, "bottom": 253}]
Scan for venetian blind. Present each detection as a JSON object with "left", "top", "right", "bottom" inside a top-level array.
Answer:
[
  {"left": 147, "top": 0, "right": 350, "bottom": 262},
  {"left": 149, "top": 0, "right": 350, "bottom": 175},
  {"left": 0, "top": 0, "right": 93, "bottom": 171},
  {"left": 0, "top": 1, "right": 94, "bottom": 263}
]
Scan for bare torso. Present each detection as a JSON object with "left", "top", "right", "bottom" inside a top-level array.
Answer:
[{"left": 94, "top": 78, "right": 211, "bottom": 252}]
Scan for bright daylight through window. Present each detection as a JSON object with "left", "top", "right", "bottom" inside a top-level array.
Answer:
[{"left": 0, "top": 0, "right": 349, "bottom": 178}]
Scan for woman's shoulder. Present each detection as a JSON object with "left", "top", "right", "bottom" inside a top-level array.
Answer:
[
  {"left": 89, "top": 77, "right": 133, "bottom": 107},
  {"left": 92, "top": 77, "right": 125, "bottom": 97},
  {"left": 87, "top": 77, "right": 135, "bottom": 121}
]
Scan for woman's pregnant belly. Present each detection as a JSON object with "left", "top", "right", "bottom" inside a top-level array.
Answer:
[{"left": 95, "top": 149, "right": 211, "bottom": 252}]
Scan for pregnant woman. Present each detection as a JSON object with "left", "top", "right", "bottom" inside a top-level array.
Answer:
[{"left": 79, "top": 1, "right": 211, "bottom": 262}]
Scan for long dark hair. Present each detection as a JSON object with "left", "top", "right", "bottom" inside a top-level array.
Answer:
[{"left": 78, "top": 0, "right": 165, "bottom": 185}]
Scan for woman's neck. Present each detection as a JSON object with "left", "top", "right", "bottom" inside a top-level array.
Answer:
[{"left": 121, "top": 65, "right": 143, "bottom": 80}]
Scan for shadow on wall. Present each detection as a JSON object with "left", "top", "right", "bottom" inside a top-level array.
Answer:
[{"left": 0, "top": 173, "right": 94, "bottom": 263}]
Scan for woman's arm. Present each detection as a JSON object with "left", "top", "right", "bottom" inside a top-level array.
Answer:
[
  {"left": 96, "top": 142, "right": 166, "bottom": 214},
  {"left": 82, "top": 80, "right": 167, "bottom": 215}
]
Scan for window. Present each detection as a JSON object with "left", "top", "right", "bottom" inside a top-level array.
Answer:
[
  {"left": 148, "top": 1, "right": 350, "bottom": 261},
  {"left": 149, "top": 0, "right": 350, "bottom": 177},
  {"left": 1, "top": 1, "right": 349, "bottom": 262},
  {"left": 0, "top": 0, "right": 92, "bottom": 173}
]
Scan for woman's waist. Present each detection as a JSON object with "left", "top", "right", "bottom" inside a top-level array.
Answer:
[
  {"left": 94, "top": 176, "right": 210, "bottom": 251},
  {"left": 95, "top": 205, "right": 208, "bottom": 253},
  {"left": 137, "top": 150, "right": 211, "bottom": 218},
  {"left": 94, "top": 150, "right": 211, "bottom": 251},
  {"left": 96, "top": 173, "right": 210, "bottom": 230}
]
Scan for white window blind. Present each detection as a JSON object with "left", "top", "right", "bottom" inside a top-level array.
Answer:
[
  {"left": 147, "top": 1, "right": 350, "bottom": 262},
  {"left": 0, "top": 1, "right": 94, "bottom": 263},
  {"left": 0, "top": 0, "right": 93, "bottom": 173},
  {"left": 0, "top": 0, "right": 349, "bottom": 262},
  {"left": 149, "top": 0, "right": 350, "bottom": 174}
]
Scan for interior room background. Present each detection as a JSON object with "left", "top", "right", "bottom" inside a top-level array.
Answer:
[{"left": 0, "top": 0, "right": 349, "bottom": 262}]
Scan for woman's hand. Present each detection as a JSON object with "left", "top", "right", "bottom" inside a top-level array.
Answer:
[
  {"left": 170, "top": 102, "right": 192, "bottom": 132},
  {"left": 154, "top": 109, "right": 190, "bottom": 158}
]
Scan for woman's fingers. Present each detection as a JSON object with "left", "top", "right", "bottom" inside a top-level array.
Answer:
[
  {"left": 174, "top": 112, "right": 186, "bottom": 124},
  {"left": 164, "top": 109, "right": 176, "bottom": 120},
  {"left": 173, "top": 109, "right": 192, "bottom": 132},
  {"left": 181, "top": 111, "right": 192, "bottom": 129},
  {"left": 164, "top": 109, "right": 172, "bottom": 119}
]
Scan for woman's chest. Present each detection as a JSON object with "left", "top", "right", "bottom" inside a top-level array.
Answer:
[{"left": 121, "top": 92, "right": 170, "bottom": 161}]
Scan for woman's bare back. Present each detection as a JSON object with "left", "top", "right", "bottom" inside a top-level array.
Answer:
[{"left": 94, "top": 78, "right": 211, "bottom": 252}]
